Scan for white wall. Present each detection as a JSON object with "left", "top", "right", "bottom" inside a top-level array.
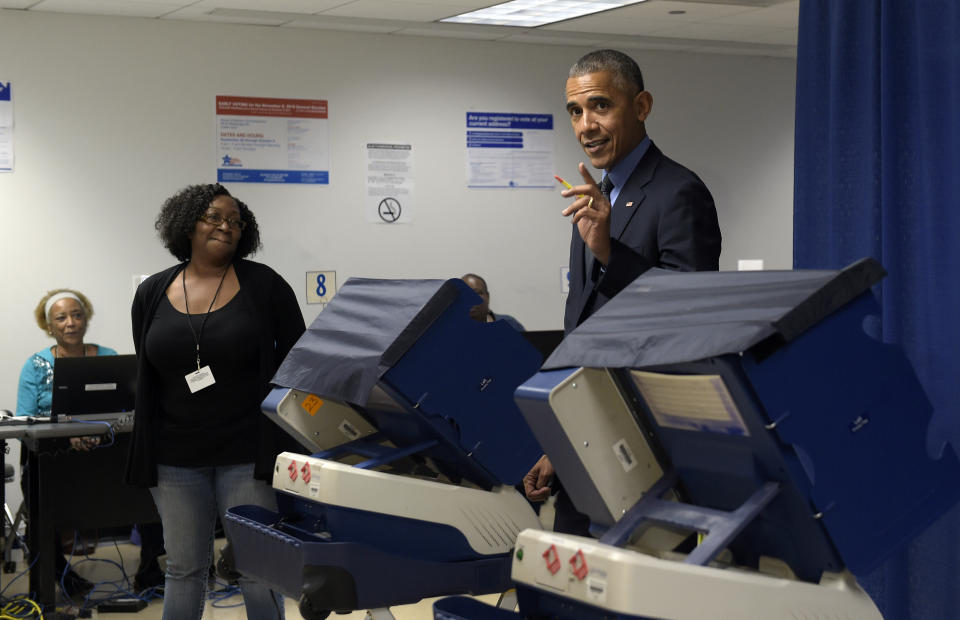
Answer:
[{"left": 0, "top": 10, "right": 795, "bottom": 502}]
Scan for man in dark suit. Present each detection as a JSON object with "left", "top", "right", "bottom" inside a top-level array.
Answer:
[{"left": 523, "top": 49, "right": 721, "bottom": 534}]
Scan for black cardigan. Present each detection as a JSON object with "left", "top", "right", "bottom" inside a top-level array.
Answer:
[{"left": 125, "top": 259, "right": 306, "bottom": 488}]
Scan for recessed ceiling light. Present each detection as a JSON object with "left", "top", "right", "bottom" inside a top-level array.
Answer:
[{"left": 441, "top": 0, "right": 649, "bottom": 28}]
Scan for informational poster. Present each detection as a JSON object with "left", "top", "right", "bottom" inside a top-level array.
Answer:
[
  {"left": 0, "top": 81, "right": 12, "bottom": 172},
  {"left": 365, "top": 143, "right": 414, "bottom": 224},
  {"left": 466, "top": 112, "right": 553, "bottom": 188},
  {"left": 216, "top": 95, "right": 328, "bottom": 184}
]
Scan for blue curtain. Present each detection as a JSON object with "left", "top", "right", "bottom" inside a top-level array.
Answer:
[{"left": 794, "top": 1, "right": 960, "bottom": 618}]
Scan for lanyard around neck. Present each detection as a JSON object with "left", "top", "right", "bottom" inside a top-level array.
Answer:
[{"left": 182, "top": 264, "right": 229, "bottom": 371}]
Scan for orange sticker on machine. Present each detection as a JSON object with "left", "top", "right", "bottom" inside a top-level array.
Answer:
[{"left": 301, "top": 394, "right": 324, "bottom": 416}]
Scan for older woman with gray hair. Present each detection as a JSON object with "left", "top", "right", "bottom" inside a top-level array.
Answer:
[{"left": 15, "top": 288, "right": 117, "bottom": 597}]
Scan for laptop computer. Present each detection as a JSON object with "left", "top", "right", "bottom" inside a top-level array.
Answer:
[{"left": 51, "top": 354, "right": 137, "bottom": 422}]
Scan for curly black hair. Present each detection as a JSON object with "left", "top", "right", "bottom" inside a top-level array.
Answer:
[{"left": 155, "top": 183, "right": 261, "bottom": 262}]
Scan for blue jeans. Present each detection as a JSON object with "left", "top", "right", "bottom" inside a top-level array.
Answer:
[{"left": 150, "top": 463, "right": 284, "bottom": 620}]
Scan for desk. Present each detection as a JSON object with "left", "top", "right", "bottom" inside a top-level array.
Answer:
[{"left": 3, "top": 418, "right": 159, "bottom": 614}]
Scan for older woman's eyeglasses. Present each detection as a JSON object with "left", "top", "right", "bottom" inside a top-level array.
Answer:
[{"left": 199, "top": 212, "right": 246, "bottom": 230}]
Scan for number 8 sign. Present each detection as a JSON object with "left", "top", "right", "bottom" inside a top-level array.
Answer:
[{"left": 306, "top": 271, "right": 337, "bottom": 305}]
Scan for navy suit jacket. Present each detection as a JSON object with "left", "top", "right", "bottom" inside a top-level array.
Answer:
[{"left": 564, "top": 142, "right": 722, "bottom": 333}]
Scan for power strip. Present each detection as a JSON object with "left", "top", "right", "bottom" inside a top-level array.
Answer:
[{"left": 97, "top": 598, "right": 148, "bottom": 613}]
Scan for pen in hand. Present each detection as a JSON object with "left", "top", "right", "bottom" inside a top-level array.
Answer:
[{"left": 554, "top": 174, "right": 585, "bottom": 198}]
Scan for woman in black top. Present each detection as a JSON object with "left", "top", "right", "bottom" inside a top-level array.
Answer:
[{"left": 127, "top": 184, "right": 305, "bottom": 620}]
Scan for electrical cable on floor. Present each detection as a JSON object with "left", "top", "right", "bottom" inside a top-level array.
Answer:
[
  {"left": 5, "top": 534, "right": 256, "bottom": 616},
  {"left": 56, "top": 531, "right": 151, "bottom": 617},
  {"left": 0, "top": 553, "right": 39, "bottom": 599},
  {"left": 209, "top": 577, "right": 243, "bottom": 608},
  {"left": 0, "top": 595, "right": 43, "bottom": 619}
]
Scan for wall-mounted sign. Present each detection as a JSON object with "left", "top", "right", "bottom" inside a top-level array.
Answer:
[
  {"left": 365, "top": 143, "right": 414, "bottom": 224},
  {"left": 0, "top": 80, "right": 12, "bottom": 172},
  {"left": 216, "top": 95, "right": 329, "bottom": 184},
  {"left": 306, "top": 271, "right": 337, "bottom": 305},
  {"left": 466, "top": 112, "right": 553, "bottom": 188}
]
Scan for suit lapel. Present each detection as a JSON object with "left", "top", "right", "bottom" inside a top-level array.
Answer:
[
  {"left": 610, "top": 143, "right": 661, "bottom": 242},
  {"left": 572, "top": 229, "right": 586, "bottom": 287}
]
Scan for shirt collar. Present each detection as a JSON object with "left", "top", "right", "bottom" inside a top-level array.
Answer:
[{"left": 603, "top": 136, "right": 651, "bottom": 205}]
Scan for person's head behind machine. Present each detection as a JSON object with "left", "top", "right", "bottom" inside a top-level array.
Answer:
[
  {"left": 566, "top": 49, "right": 653, "bottom": 171},
  {"left": 461, "top": 273, "right": 490, "bottom": 323}
]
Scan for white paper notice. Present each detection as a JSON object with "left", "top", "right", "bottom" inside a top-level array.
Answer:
[
  {"left": 466, "top": 112, "right": 553, "bottom": 188},
  {"left": 629, "top": 370, "right": 750, "bottom": 437},
  {"left": 365, "top": 143, "right": 414, "bottom": 224},
  {"left": 0, "top": 81, "right": 12, "bottom": 172},
  {"left": 216, "top": 95, "right": 328, "bottom": 184}
]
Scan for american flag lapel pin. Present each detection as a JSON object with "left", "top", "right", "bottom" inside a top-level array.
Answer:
[{"left": 625, "top": 201, "right": 635, "bottom": 207}]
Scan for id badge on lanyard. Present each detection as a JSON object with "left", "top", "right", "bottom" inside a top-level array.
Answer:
[
  {"left": 182, "top": 265, "right": 228, "bottom": 395},
  {"left": 185, "top": 365, "right": 216, "bottom": 393}
]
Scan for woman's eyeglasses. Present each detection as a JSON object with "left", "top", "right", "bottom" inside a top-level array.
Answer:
[{"left": 199, "top": 212, "right": 246, "bottom": 230}]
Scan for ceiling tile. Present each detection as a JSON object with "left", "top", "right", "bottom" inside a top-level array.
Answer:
[
  {"left": 162, "top": 6, "right": 296, "bottom": 25},
  {"left": 282, "top": 14, "right": 405, "bottom": 33},
  {"left": 372, "top": 0, "right": 494, "bottom": 5},
  {"left": 394, "top": 25, "right": 511, "bottom": 41},
  {"left": 545, "top": 14, "right": 680, "bottom": 36},
  {"left": 510, "top": 29, "right": 700, "bottom": 52},
  {"left": 189, "top": 0, "right": 344, "bottom": 13},
  {"left": 321, "top": 0, "right": 467, "bottom": 21},
  {"left": 419, "top": 0, "right": 496, "bottom": 5},
  {"left": 617, "top": 0, "right": 757, "bottom": 21},
  {"left": 8, "top": 0, "right": 798, "bottom": 57},
  {"left": 541, "top": 0, "right": 756, "bottom": 36},
  {"left": 29, "top": 0, "right": 186, "bottom": 18},
  {"left": 498, "top": 29, "right": 611, "bottom": 47}
]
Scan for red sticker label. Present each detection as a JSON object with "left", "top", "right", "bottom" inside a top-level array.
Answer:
[
  {"left": 542, "top": 545, "right": 561, "bottom": 575},
  {"left": 570, "top": 549, "right": 588, "bottom": 580}
]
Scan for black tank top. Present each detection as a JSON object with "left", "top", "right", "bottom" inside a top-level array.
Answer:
[{"left": 144, "top": 293, "right": 261, "bottom": 466}]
